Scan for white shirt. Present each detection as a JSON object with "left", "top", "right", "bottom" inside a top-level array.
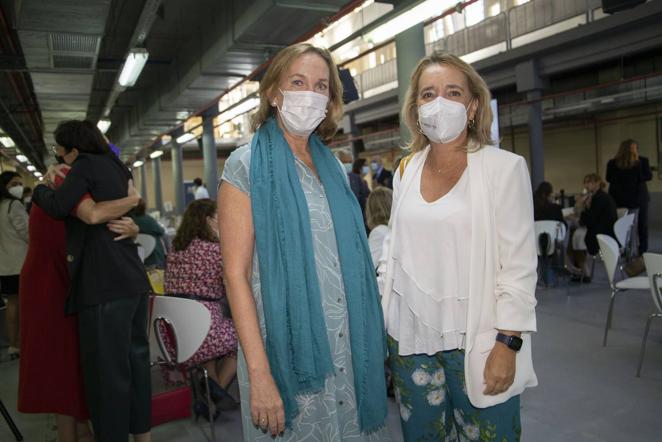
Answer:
[
  {"left": 387, "top": 152, "right": 471, "bottom": 356},
  {"left": 194, "top": 186, "right": 210, "bottom": 200},
  {"left": 368, "top": 225, "right": 388, "bottom": 268}
]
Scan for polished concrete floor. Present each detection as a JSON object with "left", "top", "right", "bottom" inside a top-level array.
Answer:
[{"left": 2, "top": 233, "right": 661, "bottom": 441}]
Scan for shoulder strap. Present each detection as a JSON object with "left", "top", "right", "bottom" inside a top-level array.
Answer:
[{"left": 399, "top": 153, "right": 415, "bottom": 179}]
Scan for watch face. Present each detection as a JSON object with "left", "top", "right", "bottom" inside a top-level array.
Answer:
[{"left": 509, "top": 336, "right": 523, "bottom": 351}]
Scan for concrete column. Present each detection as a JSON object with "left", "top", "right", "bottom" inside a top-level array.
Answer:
[
  {"left": 152, "top": 156, "right": 164, "bottom": 214},
  {"left": 341, "top": 113, "right": 362, "bottom": 159},
  {"left": 201, "top": 111, "right": 218, "bottom": 201},
  {"left": 139, "top": 163, "right": 148, "bottom": 206},
  {"left": 527, "top": 90, "right": 544, "bottom": 188},
  {"left": 171, "top": 139, "right": 185, "bottom": 214},
  {"left": 396, "top": 23, "right": 425, "bottom": 145},
  {"left": 515, "top": 60, "right": 547, "bottom": 187}
]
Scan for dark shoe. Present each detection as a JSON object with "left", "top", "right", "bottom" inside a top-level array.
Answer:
[
  {"left": 193, "top": 399, "right": 220, "bottom": 422},
  {"left": 201, "top": 378, "right": 239, "bottom": 410},
  {"left": 570, "top": 275, "right": 591, "bottom": 283}
]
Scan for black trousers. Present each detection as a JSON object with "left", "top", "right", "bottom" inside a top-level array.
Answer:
[
  {"left": 78, "top": 294, "right": 151, "bottom": 442},
  {"left": 638, "top": 202, "right": 649, "bottom": 254}
]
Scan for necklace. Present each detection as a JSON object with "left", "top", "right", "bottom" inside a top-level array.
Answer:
[{"left": 428, "top": 152, "right": 467, "bottom": 175}]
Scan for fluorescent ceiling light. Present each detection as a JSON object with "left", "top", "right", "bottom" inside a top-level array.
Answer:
[
  {"left": 366, "top": 0, "right": 455, "bottom": 44},
  {"left": 97, "top": 118, "right": 111, "bottom": 134},
  {"left": 218, "top": 97, "right": 260, "bottom": 124},
  {"left": 118, "top": 48, "right": 149, "bottom": 87},
  {"left": 150, "top": 150, "right": 164, "bottom": 159},
  {"left": 16, "top": 154, "right": 28, "bottom": 163},
  {"left": 0, "top": 136, "right": 15, "bottom": 147},
  {"left": 27, "top": 165, "right": 36, "bottom": 172},
  {"left": 133, "top": 160, "right": 144, "bottom": 168},
  {"left": 176, "top": 132, "right": 196, "bottom": 144},
  {"left": 34, "top": 171, "right": 43, "bottom": 178}
]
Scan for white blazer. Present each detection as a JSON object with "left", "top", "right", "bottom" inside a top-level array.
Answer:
[{"left": 379, "top": 144, "right": 538, "bottom": 408}]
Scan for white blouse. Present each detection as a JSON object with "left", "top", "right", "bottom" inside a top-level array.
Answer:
[{"left": 387, "top": 151, "right": 472, "bottom": 356}]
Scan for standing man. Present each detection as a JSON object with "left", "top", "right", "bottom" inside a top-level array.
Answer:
[
  {"left": 371, "top": 157, "right": 393, "bottom": 189},
  {"left": 193, "top": 177, "right": 210, "bottom": 200}
]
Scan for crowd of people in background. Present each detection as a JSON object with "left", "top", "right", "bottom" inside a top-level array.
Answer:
[{"left": 533, "top": 138, "right": 652, "bottom": 285}]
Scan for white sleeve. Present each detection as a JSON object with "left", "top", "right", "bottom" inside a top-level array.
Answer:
[
  {"left": 493, "top": 157, "right": 538, "bottom": 332},
  {"left": 8, "top": 200, "right": 29, "bottom": 242},
  {"left": 376, "top": 169, "right": 402, "bottom": 294}
]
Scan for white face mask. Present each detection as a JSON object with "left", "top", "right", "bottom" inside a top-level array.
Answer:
[
  {"left": 418, "top": 96, "right": 468, "bottom": 144},
  {"left": 8, "top": 185, "right": 24, "bottom": 200},
  {"left": 276, "top": 89, "right": 328, "bottom": 137}
]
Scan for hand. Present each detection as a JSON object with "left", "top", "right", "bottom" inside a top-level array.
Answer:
[
  {"left": 483, "top": 342, "right": 516, "bottom": 395},
  {"left": 249, "top": 370, "right": 285, "bottom": 437},
  {"left": 127, "top": 179, "right": 140, "bottom": 206},
  {"left": 107, "top": 217, "right": 139, "bottom": 241},
  {"left": 45, "top": 164, "right": 69, "bottom": 188}
]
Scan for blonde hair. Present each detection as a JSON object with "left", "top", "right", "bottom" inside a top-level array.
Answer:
[
  {"left": 584, "top": 173, "right": 606, "bottom": 190},
  {"left": 402, "top": 51, "right": 493, "bottom": 152},
  {"left": 366, "top": 187, "right": 393, "bottom": 230},
  {"left": 251, "top": 43, "right": 344, "bottom": 142}
]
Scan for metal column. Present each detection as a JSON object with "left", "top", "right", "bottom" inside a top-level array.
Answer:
[
  {"left": 152, "top": 156, "right": 164, "bottom": 214},
  {"left": 171, "top": 139, "right": 185, "bottom": 214},
  {"left": 201, "top": 111, "right": 218, "bottom": 201},
  {"left": 396, "top": 23, "right": 425, "bottom": 145}
]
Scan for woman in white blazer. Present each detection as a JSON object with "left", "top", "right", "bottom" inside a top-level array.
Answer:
[{"left": 378, "top": 52, "right": 537, "bottom": 441}]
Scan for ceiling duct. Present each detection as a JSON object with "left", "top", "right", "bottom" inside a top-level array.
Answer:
[{"left": 15, "top": 0, "right": 111, "bottom": 148}]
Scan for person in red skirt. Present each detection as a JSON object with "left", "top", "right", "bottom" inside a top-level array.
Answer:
[{"left": 18, "top": 164, "right": 140, "bottom": 442}]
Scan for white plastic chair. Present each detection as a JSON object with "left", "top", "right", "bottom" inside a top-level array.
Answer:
[
  {"left": 637, "top": 253, "right": 662, "bottom": 377},
  {"left": 136, "top": 234, "right": 157, "bottom": 260},
  {"left": 150, "top": 296, "right": 215, "bottom": 440},
  {"left": 137, "top": 245, "right": 146, "bottom": 262},
  {"left": 613, "top": 214, "right": 635, "bottom": 254},
  {"left": 534, "top": 221, "right": 565, "bottom": 256},
  {"left": 534, "top": 221, "right": 567, "bottom": 287},
  {"left": 597, "top": 234, "right": 650, "bottom": 346}
]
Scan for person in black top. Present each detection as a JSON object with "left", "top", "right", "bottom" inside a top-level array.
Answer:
[
  {"left": 606, "top": 139, "right": 652, "bottom": 254},
  {"left": 533, "top": 181, "right": 565, "bottom": 225},
  {"left": 578, "top": 173, "right": 618, "bottom": 256},
  {"left": 32, "top": 120, "right": 152, "bottom": 442},
  {"left": 349, "top": 158, "right": 371, "bottom": 220}
]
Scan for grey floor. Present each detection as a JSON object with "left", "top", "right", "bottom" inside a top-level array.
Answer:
[{"left": 2, "top": 232, "right": 662, "bottom": 442}]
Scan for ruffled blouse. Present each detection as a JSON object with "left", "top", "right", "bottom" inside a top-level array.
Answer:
[{"left": 387, "top": 150, "right": 472, "bottom": 356}]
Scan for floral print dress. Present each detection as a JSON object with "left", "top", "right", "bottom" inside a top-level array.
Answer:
[{"left": 162, "top": 238, "right": 237, "bottom": 366}]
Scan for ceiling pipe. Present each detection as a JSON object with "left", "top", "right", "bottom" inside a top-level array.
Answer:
[{"left": 132, "top": 0, "right": 367, "bottom": 161}]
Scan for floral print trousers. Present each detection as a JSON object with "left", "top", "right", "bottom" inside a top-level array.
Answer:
[{"left": 387, "top": 337, "right": 521, "bottom": 442}]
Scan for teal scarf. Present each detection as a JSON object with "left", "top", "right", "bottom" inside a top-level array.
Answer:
[{"left": 250, "top": 118, "right": 387, "bottom": 433}]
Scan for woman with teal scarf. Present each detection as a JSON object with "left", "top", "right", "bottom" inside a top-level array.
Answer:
[{"left": 218, "top": 43, "right": 390, "bottom": 441}]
